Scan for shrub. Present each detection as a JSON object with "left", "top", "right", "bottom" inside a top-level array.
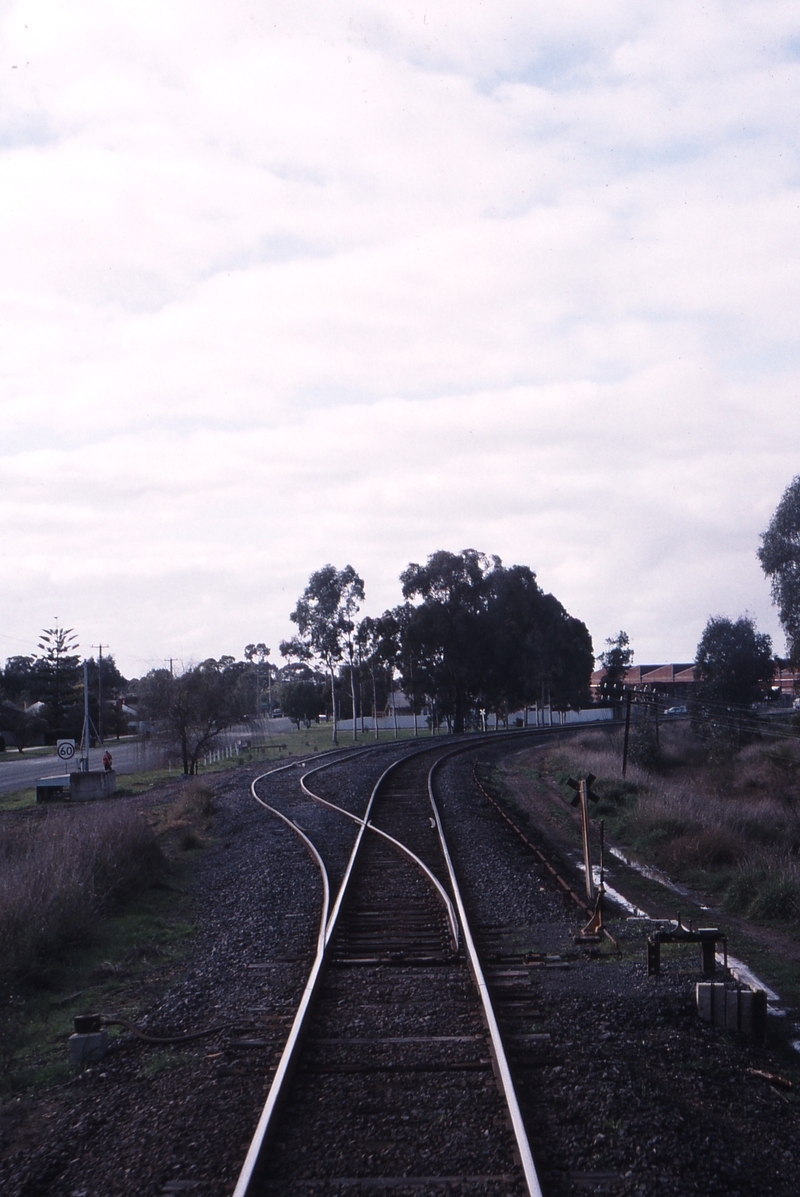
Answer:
[
  {"left": 175, "top": 780, "right": 215, "bottom": 821},
  {"left": 724, "top": 854, "right": 800, "bottom": 921},
  {"left": 660, "top": 827, "right": 743, "bottom": 872},
  {"left": 0, "top": 805, "right": 164, "bottom": 987}
]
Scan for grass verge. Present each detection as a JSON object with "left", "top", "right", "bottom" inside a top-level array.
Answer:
[{"left": 0, "top": 779, "right": 217, "bottom": 1095}]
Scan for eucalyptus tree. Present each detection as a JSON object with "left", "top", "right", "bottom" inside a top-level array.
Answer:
[
  {"left": 690, "top": 615, "right": 773, "bottom": 743},
  {"left": 281, "top": 564, "right": 365, "bottom": 744},
  {"left": 356, "top": 613, "right": 402, "bottom": 739},
  {"left": 399, "top": 550, "right": 594, "bottom": 731},
  {"left": 244, "top": 642, "right": 271, "bottom": 716},
  {"left": 758, "top": 476, "right": 800, "bottom": 662},
  {"left": 538, "top": 595, "right": 594, "bottom": 711},
  {"left": 400, "top": 550, "right": 498, "bottom": 734}
]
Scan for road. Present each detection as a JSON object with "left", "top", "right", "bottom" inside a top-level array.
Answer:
[
  {"left": 0, "top": 740, "right": 168, "bottom": 795},
  {"left": 0, "top": 721, "right": 297, "bottom": 796}
]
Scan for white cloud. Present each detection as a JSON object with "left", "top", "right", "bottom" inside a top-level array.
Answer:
[{"left": 1, "top": 1, "right": 799, "bottom": 676}]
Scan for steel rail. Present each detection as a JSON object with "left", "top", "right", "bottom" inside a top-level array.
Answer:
[
  {"left": 427, "top": 754, "right": 545, "bottom": 1197},
  {"left": 299, "top": 763, "right": 459, "bottom": 951},
  {"left": 232, "top": 765, "right": 332, "bottom": 1197},
  {"left": 234, "top": 726, "right": 591, "bottom": 1195},
  {"left": 233, "top": 756, "right": 407, "bottom": 1196}
]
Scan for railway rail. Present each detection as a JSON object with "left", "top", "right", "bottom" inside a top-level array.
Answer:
[
  {"left": 235, "top": 738, "right": 547, "bottom": 1196},
  {"left": 3, "top": 724, "right": 797, "bottom": 1197}
]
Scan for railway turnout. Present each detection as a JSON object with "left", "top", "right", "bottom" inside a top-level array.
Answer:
[{"left": 235, "top": 742, "right": 544, "bottom": 1196}]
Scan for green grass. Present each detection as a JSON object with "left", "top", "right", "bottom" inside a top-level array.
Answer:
[
  {"left": 0, "top": 746, "right": 55, "bottom": 763},
  {"left": 195, "top": 722, "right": 424, "bottom": 769},
  {"left": 136, "top": 1047, "right": 194, "bottom": 1080},
  {"left": 1, "top": 875, "right": 197, "bottom": 1094},
  {"left": 0, "top": 788, "right": 36, "bottom": 812}
]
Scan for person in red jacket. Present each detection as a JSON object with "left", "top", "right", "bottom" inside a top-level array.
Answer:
[{"left": 102, "top": 750, "right": 113, "bottom": 771}]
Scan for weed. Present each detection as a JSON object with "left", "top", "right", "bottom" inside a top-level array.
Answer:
[
  {"left": 136, "top": 1048, "right": 189, "bottom": 1079},
  {"left": 155, "top": 779, "right": 215, "bottom": 850},
  {"left": 531, "top": 724, "right": 800, "bottom": 932},
  {"left": 179, "top": 828, "right": 205, "bottom": 851},
  {"left": 723, "top": 854, "right": 800, "bottom": 921},
  {"left": 0, "top": 805, "right": 165, "bottom": 989}
]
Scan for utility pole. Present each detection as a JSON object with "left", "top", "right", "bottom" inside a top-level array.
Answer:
[
  {"left": 93, "top": 644, "right": 109, "bottom": 744},
  {"left": 80, "top": 659, "right": 90, "bottom": 772},
  {"left": 622, "top": 690, "right": 633, "bottom": 777}
]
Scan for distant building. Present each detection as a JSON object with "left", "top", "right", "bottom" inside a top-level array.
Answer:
[{"left": 591, "top": 662, "right": 800, "bottom": 702}]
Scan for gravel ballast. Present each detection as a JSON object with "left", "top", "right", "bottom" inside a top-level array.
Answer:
[{"left": 1, "top": 736, "right": 798, "bottom": 1196}]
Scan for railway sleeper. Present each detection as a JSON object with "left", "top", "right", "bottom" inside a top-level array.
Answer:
[{"left": 299, "top": 1059, "right": 494, "bottom": 1074}]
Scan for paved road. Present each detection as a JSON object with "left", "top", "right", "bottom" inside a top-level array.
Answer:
[
  {"left": 0, "top": 721, "right": 297, "bottom": 796},
  {"left": 0, "top": 740, "right": 167, "bottom": 795}
]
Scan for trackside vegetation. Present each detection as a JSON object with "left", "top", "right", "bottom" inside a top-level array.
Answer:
[
  {"left": 538, "top": 724, "right": 800, "bottom": 929},
  {"left": 281, "top": 549, "right": 595, "bottom": 741},
  {"left": 0, "top": 781, "right": 218, "bottom": 1092}
]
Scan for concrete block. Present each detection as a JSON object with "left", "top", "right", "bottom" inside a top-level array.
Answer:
[
  {"left": 696, "top": 982, "right": 767, "bottom": 1040},
  {"left": 69, "top": 770, "right": 116, "bottom": 801},
  {"left": 696, "top": 982, "right": 727, "bottom": 1026},
  {"left": 725, "top": 989, "right": 741, "bottom": 1032},
  {"left": 69, "top": 1029, "right": 108, "bottom": 1066}
]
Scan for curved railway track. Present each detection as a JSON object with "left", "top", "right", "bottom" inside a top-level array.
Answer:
[{"left": 235, "top": 740, "right": 544, "bottom": 1196}]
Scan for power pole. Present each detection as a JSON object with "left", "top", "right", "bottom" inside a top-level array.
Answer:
[
  {"left": 93, "top": 644, "right": 109, "bottom": 744},
  {"left": 80, "top": 659, "right": 90, "bottom": 772},
  {"left": 622, "top": 691, "right": 633, "bottom": 777}
]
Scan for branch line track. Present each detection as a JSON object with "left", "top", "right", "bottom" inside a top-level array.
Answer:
[
  {"left": 234, "top": 723, "right": 613, "bottom": 1195},
  {"left": 234, "top": 739, "right": 547, "bottom": 1197}
]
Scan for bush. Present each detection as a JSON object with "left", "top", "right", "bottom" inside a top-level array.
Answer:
[
  {"left": 724, "top": 854, "right": 800, "bottom": 921},
  {"left": 0, "top": 805, "right": 164, "bottom": 987},
  {"left": 177, "top": 780, "right": 215, "bottom": 820},
  {"left": 660, "top": 827, "right": 743, "bottom": 872}
]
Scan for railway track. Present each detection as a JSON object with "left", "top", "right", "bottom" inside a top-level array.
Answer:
[
  {"left": 4, "top": 724, "right": 795, "bottom": 1197},
  {"left": 235, "top": 742, "right": 544, "bottom": 1196}
]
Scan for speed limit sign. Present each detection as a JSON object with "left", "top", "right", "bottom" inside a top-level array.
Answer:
[{"left": 57, "top": 739, "right": 76, "bottom": 761}]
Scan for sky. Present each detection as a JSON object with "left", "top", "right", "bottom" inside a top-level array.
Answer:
[{"left": 2, "top": 0, "right": 800, "bottom": 680}]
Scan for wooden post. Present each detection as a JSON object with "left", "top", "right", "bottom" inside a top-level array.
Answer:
[{"left": 579, "top": 779, "right": 595, "bottom": 902}]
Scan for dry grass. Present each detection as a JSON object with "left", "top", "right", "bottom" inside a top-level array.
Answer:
[
  {"left": 546, "top": 725, "right": 800, "bottom": 925},
  {"left": 155, "top": 780, "right": 215, "bottom": 850},
  {"left": 0, "top": 804, "right": 165, "bottom": 987}
]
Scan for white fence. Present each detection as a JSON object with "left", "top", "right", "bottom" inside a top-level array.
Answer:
[{"left": 335, "top": 707, "right": 613, "bottom": 733}]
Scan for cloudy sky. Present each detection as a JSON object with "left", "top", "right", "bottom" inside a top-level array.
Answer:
[{"left": 2, "top": 1, "right": 799, "bottom": 679}]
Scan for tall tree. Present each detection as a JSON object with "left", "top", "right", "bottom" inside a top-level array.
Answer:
[
  {"left": 244, "top": 642, "right": 271, "bottom": 715},
  {"left": 691, "top": 615, "right": 773, "bottom": 743},
  {"left": 538, "top": 595, "right": 594, "bottom": 712},
  {"left": 279, "top": 677, "right": 327, "bottom": 729},
  {"left": 598, "top": 630, "right": 633, "bottom": 705},
  {"left": 139, "top": 657, "right": 249, "bottom": 774},
  {"left": 34, "top": 627, "right": 81, "bottom": 738},
  {"left": 1, "top": 656, "right": 36, "bottom": 706},
  {"left": 480, "top": 566, "right": 593, "bottom": 722},
  {"left": 758, "top": 476, "right": 800, "bottom": 662},
  {"left": 400, "top": 550, "right": 498, "bottom": 733},
  {"left": 281, "top": 564, "right": 365, "bottom": 744},
  {"left": 399, "top": 550, "right": 594, "bottom": 732},
  {"left": 356, "top": 614, "right": 398, "bottom": 740}
]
